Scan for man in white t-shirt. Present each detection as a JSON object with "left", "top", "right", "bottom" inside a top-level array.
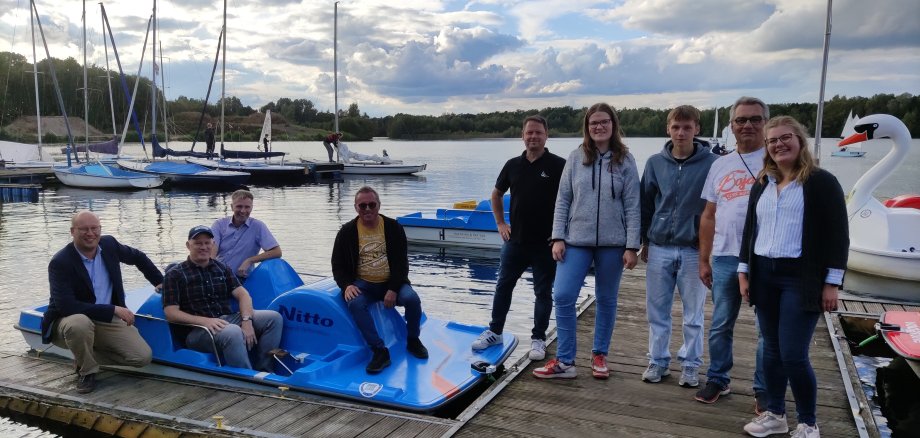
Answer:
[{"left": 695, "top": 97, "right": 768, "bottom": 411}]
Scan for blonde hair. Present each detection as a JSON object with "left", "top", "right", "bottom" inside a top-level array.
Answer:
[{"left": 759, "top": 116, "right": 816, "bottom": 184}]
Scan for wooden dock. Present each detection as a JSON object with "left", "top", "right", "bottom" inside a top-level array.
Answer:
[
  {"left": 3, "top": 264, "right": 914, "bottom": 437},
  {"left": 0, "top": 352, "right": 456, "bottom": 437},
  {"left": 0, "top": 168, "right": 55, "bottom": 185},
  {"left": 452, "top": 267, "right": 873, "bottom": 438}
]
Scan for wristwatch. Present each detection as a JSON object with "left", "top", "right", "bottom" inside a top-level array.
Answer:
[{"left": 241, "top": 315, "right": 252, "bottom": 322}]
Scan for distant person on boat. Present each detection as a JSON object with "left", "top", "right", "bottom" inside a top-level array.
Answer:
[
  {"left": 323, "top": 132, "right": 341, "bottom": 162},
  {"left": 162, "top": 225, "right": 283, "bottom": 372},
  {"left": 332, "top": 186, "right": 429, "bottom": 374},
  {"left": 533, "top": 103, "right": 640, "bottom": 380},
  {"left": 696, "top": 96, "right": 768, "bottom": 410},
  {"left": 211, "top": 189, "right": 282, "bottom": 279},
  {"left": 262, "top": 134, "right": 270, "bottom": 153},
  {"left": 712, "top": 142, "right": 727, "bottom": 155},
  {"left": 738, "top": 116, "right": 848, "bottom": 438},
  {"left": 205, "top": 123, "right": 216, "bottom": 156},
  {"left": 639, "top": 105, "right": 717, "bottom": 388},
  {"left": 43, "top": 211, "right": 163, "bottom": 394},
  {"left": 471, "top": 115, "right": 565, "bottom": 362}
]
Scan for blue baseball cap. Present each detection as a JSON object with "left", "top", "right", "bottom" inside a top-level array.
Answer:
[{"left": 188, "top": 225, "right": 214, "bottom": 240}]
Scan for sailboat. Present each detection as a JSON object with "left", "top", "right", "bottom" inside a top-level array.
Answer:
[
  {"left": 185, "top": 1, "right": 305, "bottom": 183},
  {"left": 831, "top": 110, "right": 866, "bottom": 157},
  {"left": 45, "top": 0, "right": 162, "bottom": 189},
  {"left": 325, "top": 3, "right": 426, "bottom": 175},
  {"left": 708, "top": 108, "right": 729, "bottom": 155},
  {"left": 115, "top": 0, "right": 249, "bottom": 188}
]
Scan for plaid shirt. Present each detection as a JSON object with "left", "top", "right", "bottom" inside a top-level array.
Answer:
[{"left": 162, "top": 258, "right": 240, "bottom": 317}]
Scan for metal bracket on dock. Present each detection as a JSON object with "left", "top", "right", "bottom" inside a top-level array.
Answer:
[{"left": 824, "top": 312, "right": 871, "bottom": 438}]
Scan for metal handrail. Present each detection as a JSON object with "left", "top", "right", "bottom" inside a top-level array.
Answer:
[{"left": 136, "top": 313, "right": 222, "bottom": 367}]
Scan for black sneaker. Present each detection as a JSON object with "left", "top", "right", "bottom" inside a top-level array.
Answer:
[
  {"left": 407, "top": 337, "right": 429, "bottom": 359},
  {"left": 695, "top": 381, "right": 730, "bottom": 403},
  {"left": 366, "top": 347, "right": 391, "bottom": 374},
  {"left": 76, "top": 373, "right": 96, "bottom": 394}
]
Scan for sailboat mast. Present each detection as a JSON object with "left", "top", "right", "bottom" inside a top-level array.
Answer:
[
  {"left": 334, "top": 1, "right": 339, "bottom": 134},
  {"left": 82, "top": 0, "right": 88, "bottom": 155},
  {"left": 30, "top": 0, "right": 76, "bottom": 165},
  {"left": 101, "top": 4, "right": 117, "bottom": 139},
  {"left": 30, "top": 3, "right": 41, "bottom": 145},
  {"left": 152, "top": 0, "right": 157, "bottom": 137},
  {"left": 814, "top": 0, "right": 833, "bottom": 166},
  {"left": 220, "top": 0, "right": 227, "bottom": 147}
]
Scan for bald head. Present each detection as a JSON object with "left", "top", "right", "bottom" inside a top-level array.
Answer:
[{"left": 71, "top": 211, "right": 102, "bottom": 256}]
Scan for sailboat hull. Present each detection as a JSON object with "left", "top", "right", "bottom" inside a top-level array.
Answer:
[
  {"left": 342, "top": 163, "right": 427, "bottom": 175},
  {"left": 54, "top": 164, "right": 163, "bottom": 189},
  {"left": 186, "top": 158, "right": 305, "bottom": 183},
  {"left": 116, "top": 159, "right": 249, "bottom": 187}
]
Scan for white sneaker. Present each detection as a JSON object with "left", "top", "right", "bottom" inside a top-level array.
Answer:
[
  {"left": 471, "top": 330, "right": 502, "bottom": 350},
  {"left": 528, "top": 339, "right": 546, "bottom": 360},
  {"left": 743, "top": 411, "right": 788, "bottom": 437},
  {"left": 790, "top": 423, "right": 820, "bottom": 438}
]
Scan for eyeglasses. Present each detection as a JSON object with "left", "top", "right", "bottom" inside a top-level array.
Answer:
[
  {"left": 733, "top": 116, "right": 764, "bottom": 126},
  {"left": 766, "top": 133, "right": 797, "bottom": 146},
  {"left": 589, "top": 119, "right": 612, "bottom": 128},
  {"left": 75, "top": 226, "right": 101, "bottom": 234},
  {"left": 357, "top": 202, "right": 378, "bottom": 210}
]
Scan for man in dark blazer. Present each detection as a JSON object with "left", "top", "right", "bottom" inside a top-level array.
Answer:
[{"left": 43, "top": 211, "right": 163, "bottom": 394}]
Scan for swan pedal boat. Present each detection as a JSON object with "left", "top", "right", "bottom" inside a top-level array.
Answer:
[
  {"left": 838, "top": 114, "right": 920, "bottom": 297},
  {"left": 397, "top": 195, "right": 509, "bottom": 250},
  {"left": 15, "top": 259, "right": 517, "bottom": 413}
]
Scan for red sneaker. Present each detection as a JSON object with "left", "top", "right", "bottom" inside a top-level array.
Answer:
[
  {"left": 591, "top": 353, "right": 609, "bottom": 379},
  {"left": 533, "top": 358, "right": 576, "bottom": 379}
]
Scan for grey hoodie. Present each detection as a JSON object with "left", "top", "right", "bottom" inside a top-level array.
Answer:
[
  {"left": 552, "top": 146, "right": 641, "bottom": 249},
  {"left": 640, "top": 139, "right": 717, "bottom": 247}
]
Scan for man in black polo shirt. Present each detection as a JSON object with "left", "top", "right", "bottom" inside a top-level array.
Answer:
[
  {"left": 471, "top": 115, "right": 566, "bottom": 360},
  {"left": 162, "top": 225, "right": 283, "bottom": 371}
]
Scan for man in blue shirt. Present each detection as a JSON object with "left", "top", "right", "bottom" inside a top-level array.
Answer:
[
  {"left": 212, "top": 190, "right": 281, "bottom": 279},
  {"left": 43, "top": 211, "right": 163, "bottom": 394}
]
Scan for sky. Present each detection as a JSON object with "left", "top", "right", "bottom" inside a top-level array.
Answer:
[{"left": 1, "top": 0, "right": 918, "bottom": 118}]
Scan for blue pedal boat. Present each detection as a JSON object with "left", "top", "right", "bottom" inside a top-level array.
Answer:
[
  {"left": 397, "top": 195, "right": 509, "bottom": 250},
  {"left": 16, "top": 259, "right": 516, "bottom": 413}
]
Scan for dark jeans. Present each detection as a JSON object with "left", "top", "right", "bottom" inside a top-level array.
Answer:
[
  {"left": 347, "top": 279, "right": 422, "bottom": 349},
  {"left": 753, "top": 255, "right": 821, "bottom": 426},
  {"left": 489, "top": 240, "right": 555, "bottom": 340}
]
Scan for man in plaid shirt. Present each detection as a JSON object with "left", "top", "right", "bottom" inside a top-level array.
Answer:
[{"left": 163, "top": 225, "right": 282, "bottom": 371}]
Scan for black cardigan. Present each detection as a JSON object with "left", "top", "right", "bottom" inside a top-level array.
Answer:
[
  {"left": 331, "top": 215, "right": 411, "bottom": 293},
  {"left": 739, "top": 168, "right": 849, "bottom": 312}
]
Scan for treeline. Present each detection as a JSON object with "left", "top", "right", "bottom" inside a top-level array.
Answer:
[{"left": 1, "top": 52, "right": 917, "bottom": 142}]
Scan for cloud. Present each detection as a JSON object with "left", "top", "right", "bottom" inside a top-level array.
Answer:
[{"left": 603, "top": 0, "right": 775, "bottom": 37}]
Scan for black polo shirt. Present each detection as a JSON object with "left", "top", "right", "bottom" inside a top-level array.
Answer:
[{"left": 495, "top": 149, "right": 566, "bottom": 245}]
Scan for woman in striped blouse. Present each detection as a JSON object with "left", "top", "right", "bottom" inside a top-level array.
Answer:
[{"left": 737, "top": 116, "right": 848, "bottom": 438}]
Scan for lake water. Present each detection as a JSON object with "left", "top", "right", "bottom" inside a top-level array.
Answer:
[{"left": 0, "top": 136, "right": 917, "bottom": 435}]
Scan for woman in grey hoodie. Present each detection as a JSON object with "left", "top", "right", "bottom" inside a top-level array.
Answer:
[{"left": 533, "top": 103, "right": 641, "bottom": 380}]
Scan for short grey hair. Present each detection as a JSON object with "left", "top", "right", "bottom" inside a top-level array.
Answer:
[{"left": 729, "top": 96, "right": 769, "bottom": 120}]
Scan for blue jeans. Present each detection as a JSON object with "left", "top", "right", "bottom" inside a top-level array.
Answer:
[
  {"left": 645, "top": 244, "right": 707, "bottom": 368},
  {"left": 553, "top": 245, "right": 625, "bottom": 364},
  {"left": 753, "top": 256, "right": 821, "bottom": 425},
  {"left": 706, "top": 255, "right": 766, "bottom": 393},
  {"left": 489, "top": 241, "right": 555, "bottom": 340},
  {"left": 347, "top": 279, "right": 422, "bottom": 349},
  {"left": 186, "top": 310, "right": 283, "bottom": 372}
]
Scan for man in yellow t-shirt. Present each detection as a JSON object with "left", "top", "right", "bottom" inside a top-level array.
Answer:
[{"left": 331, "top": 186, "right": 428, "bottom": 374}]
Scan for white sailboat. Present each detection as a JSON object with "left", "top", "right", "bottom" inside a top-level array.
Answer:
[
  {"left": 45, "top": 0, "right": 162, "bottom": 189},
  {"left": 329, "top": 3, "right": 426, "bottom": 175},
  {"left": 831, "top": 110, "right": 866, "bottom": 157}
]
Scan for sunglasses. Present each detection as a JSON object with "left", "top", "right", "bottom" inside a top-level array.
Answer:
[{"left": 357, "top": 202, "right": 378, "bottom": 210}]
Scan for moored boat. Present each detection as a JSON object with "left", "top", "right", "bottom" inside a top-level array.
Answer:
[
  {"left": 398, "top": 195, "right": 508, "bottom": 249},
  {"left": 15, "top": 258, "right": 517, "bottom": 413}
]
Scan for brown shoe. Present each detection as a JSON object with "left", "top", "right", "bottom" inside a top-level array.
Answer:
[{"left": 76, "top": 373, "right": 96, "bottom": 394}]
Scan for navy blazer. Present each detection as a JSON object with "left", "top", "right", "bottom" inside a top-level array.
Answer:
[{"left": 42, "top": 235, "right": 163, "bottom": 343}]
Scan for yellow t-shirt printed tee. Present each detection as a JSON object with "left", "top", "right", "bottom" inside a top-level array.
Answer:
[{"left": 357, "top": 219, "right": 390, "bottom": 283}]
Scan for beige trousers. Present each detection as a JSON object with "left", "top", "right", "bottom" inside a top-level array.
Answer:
[{"left": 51, "top": 314, "right": 152, "bottom": 376}]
